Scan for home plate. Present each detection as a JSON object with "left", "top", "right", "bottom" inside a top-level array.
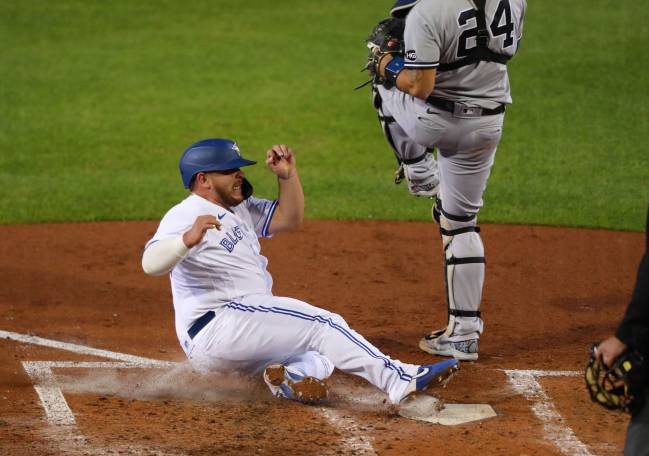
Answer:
[{"left": 399, "top": 395, "right": 497, "bottom": 425}]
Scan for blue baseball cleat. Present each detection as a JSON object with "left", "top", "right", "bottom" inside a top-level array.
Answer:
[
  {"left": 263, "top": 364, "right": 328, "bottom": 404},
  {"left": 400, "top": 358, "right": 460, "bottom": 402}
]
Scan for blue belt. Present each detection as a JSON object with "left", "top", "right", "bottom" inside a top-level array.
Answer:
[{"left": 188, "top": 310, "right": 216, "bottom": 339}]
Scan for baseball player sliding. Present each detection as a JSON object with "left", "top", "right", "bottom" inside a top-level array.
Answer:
[
  {"left": 142, "top": 138, "right": 458, "bottom": 404},
  {"left": 365, "top": 0, "right": 527, "bottom": 360}
]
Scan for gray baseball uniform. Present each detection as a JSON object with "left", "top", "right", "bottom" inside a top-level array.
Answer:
[
  {"left": 376, "top": 0, "right": 526, "bottom": 360},
  {"left": 403, "top": 0, "right": 525, "bottom": 107}
]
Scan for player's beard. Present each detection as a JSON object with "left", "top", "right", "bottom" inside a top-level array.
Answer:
[{"left": 214, "top": 181, "right": 244, "bottom": 208}]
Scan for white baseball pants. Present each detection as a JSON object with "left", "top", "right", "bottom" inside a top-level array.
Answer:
[{"left": 182, "top": 293, "right": 418, "bottom": 403}]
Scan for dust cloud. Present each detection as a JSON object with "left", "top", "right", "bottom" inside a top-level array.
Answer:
[{"left": 55, "top": 364, "right": 400, "bottom": 413}]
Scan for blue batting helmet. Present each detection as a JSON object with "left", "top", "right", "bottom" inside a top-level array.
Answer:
[{"left": 179, "top": 138, "right": 257, "bottom": 189}]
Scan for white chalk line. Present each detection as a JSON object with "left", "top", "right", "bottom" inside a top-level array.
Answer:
[
  {"left": 22, "top": 361, "right": 170, "bottom": 426},
  {"left": 22, "top": 360, "right": 181, "bottom": 456},
  {"left": 8, "top": 329, "right": 375, "bottom": 455},
  {"left": 503, "top": 369, "right": 595, "bottom": 456},
  {"left": 23, "top": 361, "right": 76, "bottom": 426},
  {"left": 320, "top": 408, "right": 377, "bottom": 455},
  {"left": 0, "top": 329, "right": 174, "bottom": 366}
]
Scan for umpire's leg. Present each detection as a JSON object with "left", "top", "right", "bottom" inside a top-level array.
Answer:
[{"left": 625, "top": 388, "right": 649, "bottom": 456}]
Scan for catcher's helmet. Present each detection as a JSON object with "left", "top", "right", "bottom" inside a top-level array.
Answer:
[
  {"left": 179, "top": 138, "right": 256, "bottom": 189},
  {"left": 390, "top": 0, "right": 420, "bottom": 17}
]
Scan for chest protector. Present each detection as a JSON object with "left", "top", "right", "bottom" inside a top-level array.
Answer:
[{"left": 438, "top": 0, "right": 511, "bottom": 72}]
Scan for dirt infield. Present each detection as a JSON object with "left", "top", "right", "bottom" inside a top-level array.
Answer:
[{"left": 0, "top": 220, "right": 642, "bottom": 455}]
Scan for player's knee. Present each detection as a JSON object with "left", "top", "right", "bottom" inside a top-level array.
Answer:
[
  {"left": 447, "top": 230, "right": 484, "bottom": 258},
  {"left": 439, "top": 212, "right": 482, "bottom": 253},
  {"left": 326, "top": 312, "right": 346, "bottom": 326}
]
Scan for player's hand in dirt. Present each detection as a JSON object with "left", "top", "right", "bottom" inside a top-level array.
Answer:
[
  {"left": 183, "top": 215, "right": 221, "bottom": 248},
  {"left": 266, "top": 144, "right": 296, "bottom": 180}
]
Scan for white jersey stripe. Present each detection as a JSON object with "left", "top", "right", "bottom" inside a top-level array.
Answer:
[{"left": 404, "top": 61, "right": 439, "bottom": 68}]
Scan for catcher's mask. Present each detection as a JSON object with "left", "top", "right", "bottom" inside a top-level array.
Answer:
[
  {"left": 585, "top": 343, "right": 646, "bottom": 414},
  {"left": 390, "top": 0, "right": 421, "bottom": 17},
  {"left": 179, "top": 138, "right": 256, "bottom": 197}
]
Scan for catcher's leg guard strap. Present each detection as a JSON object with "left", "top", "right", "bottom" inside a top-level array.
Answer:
[
  {"left": 441, "top": 206, "right": 477, "bottom": 223},
  {"left": 401, "top": 152, "right": 429, "bottom": 165},
  {"left": 433, "top": 198, "right": 442, "bottom": 225},
  {"left": 447, "top": 256, "right": 486, "bottom": 266},
  {"left": 441, "top": 225, "right": 481, "bottom": 237},
  {"left": 440, "top": 212, "right": 485, "bottom": 340},
  {"left": 449, "top": 309, "right": 481, "bottom": 317}
]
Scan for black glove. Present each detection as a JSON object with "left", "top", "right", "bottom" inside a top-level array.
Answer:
[{"left": 356, "top": 17, "right": 405, "bottom": 90}]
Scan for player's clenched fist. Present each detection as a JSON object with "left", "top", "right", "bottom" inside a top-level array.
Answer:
[
  {"left": 265, "top": 144, "right": 296, "bottom": 180},
  {"left": 182, "top": 215, "right": 221, "bottom": 248}
]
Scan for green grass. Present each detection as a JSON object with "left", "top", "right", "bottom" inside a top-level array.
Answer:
[{"left": 1, "top": 0, "right": 647, "bottom": 230}]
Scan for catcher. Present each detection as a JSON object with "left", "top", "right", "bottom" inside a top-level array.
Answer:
[
  {"left": 359, "top": 0, "right": 527, "bottom": 362},
  {"left": 585, "top": 206, "right": 649, "bottom": 455}
]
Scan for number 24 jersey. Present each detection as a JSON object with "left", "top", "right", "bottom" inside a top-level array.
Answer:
[{"left": 404, "top": 0, "right": 527, "bottom": 107}]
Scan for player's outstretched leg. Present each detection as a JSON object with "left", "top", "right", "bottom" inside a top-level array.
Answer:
[
  {"left": 193, "top": 295, "right": 460, "bottom": 404},
  {"left": 264, "top": 358, "right": 459, "bottom": 405}
]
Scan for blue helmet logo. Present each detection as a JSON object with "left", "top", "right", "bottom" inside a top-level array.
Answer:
[{"left": 179, "top": 138, "right": 257, "bottom": 188}]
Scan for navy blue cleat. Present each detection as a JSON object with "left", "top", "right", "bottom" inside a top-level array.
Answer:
[{"left": 400, "top": 358, "right": 460, "bottom": 402}]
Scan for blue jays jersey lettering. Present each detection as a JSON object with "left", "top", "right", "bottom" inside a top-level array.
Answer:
[
  {"left": 219, "top": 225, "right": 244, "bottom": 253},
  {"left": 145, "top": 193, "right": 278, "bottom": 339}
]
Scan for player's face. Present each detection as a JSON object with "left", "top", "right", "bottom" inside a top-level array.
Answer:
[{"left": 205, "top": 169, "right": 245, "bottom": 208}]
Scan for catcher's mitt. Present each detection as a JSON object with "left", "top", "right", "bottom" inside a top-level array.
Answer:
[
  {"left": 585, "top": 343, "right": 645, "bottom": 413},
  {"left": 356, "top": 17, "right": 405, "bottom": 90}
]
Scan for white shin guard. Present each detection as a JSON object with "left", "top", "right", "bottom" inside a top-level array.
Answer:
[{"left": 439, "top": 212, "right": 485, "bottom": 342}]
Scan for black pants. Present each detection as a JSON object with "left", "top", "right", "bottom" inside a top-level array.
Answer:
[{"left": 625, "top": 388, "right": 649, "bottom": 456}]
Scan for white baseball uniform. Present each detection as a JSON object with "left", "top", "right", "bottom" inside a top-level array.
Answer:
[{"left": 143, "top": 193, "right": 419, "bottom": 403}]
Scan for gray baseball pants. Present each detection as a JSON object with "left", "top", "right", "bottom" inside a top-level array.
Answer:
[{"left": 377, "top": 85, "right": 504, "bottom": 341}]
